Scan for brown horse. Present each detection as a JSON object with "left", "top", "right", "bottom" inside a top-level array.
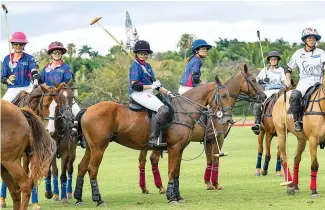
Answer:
[
  {"left": 273, "top": 71, "right": 325, "bottom": 197},
  {"left": 137, "top": 64, "right": 267, "bottom": 193},
  {"left": 1, "top": 100, "right": 56, "bottom": 210},
  {"left": 254, "top": 81, "right": 296, "bottom": 177},
  {"left": 44, "top": 80, "right": 76, "bottom": 204},
  {"left": 73, "top": 74, "right": 234, "bottom": 206}
]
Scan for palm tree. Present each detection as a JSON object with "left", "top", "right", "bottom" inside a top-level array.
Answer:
[
  {"left": 177, "top": 33, "right": 196, "bottom": 59},
  {"left": 78, "top": 45, "right": 93, "bottom": 58},
  {"left": 67, "top": 43, "right": 76, "bottom": 59}
]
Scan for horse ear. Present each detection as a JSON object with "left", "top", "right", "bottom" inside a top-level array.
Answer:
[
  {"left": 40, "top": 84, "right": 49, "bottom": 93},
  {"left": 215, "top": 75, "right": 221, "bottom": 85},
  {"left": 53, "top": 81, "right": 59, "bottom": 88},
  {"left": 57, "top": 83, "right": 65, "bottom": 92},
  {"left": 67, "top": 79, "right": 73, "bottom": 87},
  {"left": 244, "top": 64, "right": 248, "bottom": 74}
]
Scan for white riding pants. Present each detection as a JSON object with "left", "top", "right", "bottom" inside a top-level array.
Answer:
[{"left": 130, "top": 89, "right": 164, "bottom": 112}]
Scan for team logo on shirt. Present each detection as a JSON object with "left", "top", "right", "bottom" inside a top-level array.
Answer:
[
  {"left": 8, "top": 61, "right": 17, "bottom": 68},
  {"left": 311, "top": 54, "right": 321, "bottom": 58},
  {"left": 45, "top": 67, "right": 52, "bottom": 72}
]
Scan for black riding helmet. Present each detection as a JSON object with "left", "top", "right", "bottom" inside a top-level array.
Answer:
[
  {"left": 266, "top": 51, "right": 281, "bottom": 61},
  {"left": 133, "top": 40, "right": 153, "bottom": 54}
]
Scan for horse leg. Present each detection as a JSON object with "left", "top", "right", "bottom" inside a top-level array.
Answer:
[
  {"left": 174, "top": 149, "right": 185, "bottom": 204},
  {"left": 87, "top": 143, "right": 109, "bottom": 207},
  {"left": 52, "top": 157, "right": 60, "bottom": 201},
  {"left": 150, "top": 150, "right": 165, "bottom": 194},
  {"left": 45, "top": 169, "right": 53, "bottom": 199},
  {"left": 309, "top": 137, "right": 319, "bottom": 198},
  {"left": 166, "top": 146, "right": 182, "bottom": 205},
  {"left": 292, "top": 138, "right": 306, "bottom": 193},
  {"left": 1, "top": 166, "right": 21, "bottom": 210},
  {"left": 0, "top": 181, "right": 7, "bottom": 208},
  {"left": 60, "top": 154, "right": 69, "bottom": 204},
  {"left": 262, "top": 133, "right": 272, "bottom": 176},
  {"left": 138, "top": 150, "right": 149, "bottom": 194},
  {"left": 211, "top": 135, "right": 224, "bottom": 190},
  {"left": 255, "top": 130, "right": 265, "bottom": 176},
  {"left": 277, "top": 131, "right": 295, "bottom": 195},
  {"left": 67, "top": 145, "right": 77, "bottom": 200},
  {"left": 275, "top": 146, "right": 282, "bottom": 177},
  {"left": 204, "top": 141, "right": 213, "bottom": 190},
  {"left": 74, "top": 145, "right": 91, "bottom": 205}
]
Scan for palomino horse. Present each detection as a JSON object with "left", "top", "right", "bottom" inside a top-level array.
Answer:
[
  {"left": 255, "top": 81, "right": 296, "bottom": 177},
  {"left": 73, "top": 75, "right": 233, "bottom": 206},
  {"left": 137, "top": 64, "right": 267, "bottom": 193},
  {"left": 1, "top": 84, "right": 63, "bottom": 209},
  {"left": 273, "top": 70, "right": 325, "bottom": 197},
  {"left": 44, "top": 80, "right": 76, "bottom": 204},
  {"left": 1, "top": 100, "right": 56, "bottom": 210}
]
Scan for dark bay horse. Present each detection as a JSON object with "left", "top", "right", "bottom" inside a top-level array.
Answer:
[
  {"left": 137, "top": 64, "right": 267, "bottom": 193},
  {"left": 273, "top": 69, "right": 325, "bottom": 197},
  {"left": 73, "top": 75, "right": 234, "bottom": 206},
  {"left": 255, "top": 81, "right": 296, "bottom": 177},
  {"left": 1, "top": 100, "right": 56, "bottom": 210},
  {"left": 44, "top": 80, "right": 76, "bottom": 204}
]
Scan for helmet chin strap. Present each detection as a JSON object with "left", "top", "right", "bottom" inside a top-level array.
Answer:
[{"left": 304, "top": 40, "right": 316, "bottom": 51}]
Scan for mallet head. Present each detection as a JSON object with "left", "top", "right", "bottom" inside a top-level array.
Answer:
[
  {"left": 1, "top": 4, "right": 8, "bottom": 13},
  {"left": 213, "top": 152, "right": 228, "bottom": 157},
  {"left": 90, "top": 17, "right": 102, "bottom": 25}
]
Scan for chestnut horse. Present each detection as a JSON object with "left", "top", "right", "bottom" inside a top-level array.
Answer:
[
  {"left": 44, "top": 81, "right": 76, "bottom": 204},
  {"left": 137, "top": 64, "right": 267, "bottom": 193},
  {"left": 254, "top": 81, "right": 296, "bottom": 177},
  {"left": 1, "top": 100, "right": 56, "bottom": 210},
  {"left": 273, "top": 69, "right": 325, "bottom": 197},
  {"left": 73, "top": 75, "right": 234, "bottom": 206}
]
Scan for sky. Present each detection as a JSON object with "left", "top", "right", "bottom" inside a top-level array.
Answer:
[{"left": 1, "top": 0, "right": 325, "bottom": 59}]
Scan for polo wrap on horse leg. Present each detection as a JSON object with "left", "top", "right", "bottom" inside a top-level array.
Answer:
[
  {"left": 90, "top": 180, "right": 101, "bottom": 201},
  {"left": 73, "top": 176, "right": 84, "bottom": 200},
  {"left": 174, "top": 179, "right": 180, "bottom": 197},
  {"left": 166, "top": 182, "right": 176, "bottom": 201}
]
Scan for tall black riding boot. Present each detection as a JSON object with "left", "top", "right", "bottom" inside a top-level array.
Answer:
[
  {"left": 251, "top": 103, "right": 263, "bottom": 135},
  {"left": 289, "top": 90, "right": 303, "bottom": 132},
  {"left": 147, "top": 117, "right": 166, "bottom": 148}
]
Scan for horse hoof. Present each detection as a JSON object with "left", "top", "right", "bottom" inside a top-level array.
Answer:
[
  {"left": 254, "top": 171, "right": 261, "bottom": 176},
  {"left": 52, "top": 194, "right": 59, "bottom": 201},
  {"left": 177, "top": 196, "right": 185, "bottom": 203},
  {"left": 262, "top": 170, "right": 268, "bottom": 176},
  {"left": 287, "top": 187, "right": 295, "bottom": 195},
  {"left": 215, "top": 184, "right": 224, "bottom": 190},
  {"left": 97, "top": 201, "right": 107, "bottom": 207},
  {"left": 159, "top": 187, "right": 166, "bottom": 194},
  {"left": 206, "top": 186, "right": 214, "bottom": 190},
  {"left": 33, "top": 203, "right": 41, "bottom": 210},
  {"left": 294, "top": 185, "right": 300, "bottom": 193},
  {"left": 75, "top": 200, "right": 83, "bottom": 205},
  {"left": 141, "top": 188, "right": 149, "bottom": 194},
  {"left": 62, "top": 198, "right": 68, "bottom": 204},
  {"left": 45, "top": 191, "right": 53, "bottom": 199},
  {"left": 67, "top": 193, "right": 73, "bottom": 199},
  {"left": 311, "top": 190, "right": 320, "bottom": 198},
  {"left": 168, "top": 200, "right": 178, "bottom": 206}
]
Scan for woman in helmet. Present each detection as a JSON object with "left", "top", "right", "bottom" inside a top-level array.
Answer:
[
  {"left": 1, "top": 32, "right": 39, "bottom": 102},
  {"left": 285, "top": 27, "right": 325, "bottom": 132},
  {"left": 129, "top": 40, "right": 175, "bottom": 148},
  {"left": 40, "top": 41, "right": 86, "bottom": 148},
  {"left": 178, "top": 39, "right": 212, "bottom": 94},
  {"left": 251, "top": 51, "right": 286, "bottom": 134}
]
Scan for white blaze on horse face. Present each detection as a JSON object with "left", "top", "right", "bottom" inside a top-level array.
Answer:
[{"left": 63, "top": 91, "right": 68, "bottom": 98}]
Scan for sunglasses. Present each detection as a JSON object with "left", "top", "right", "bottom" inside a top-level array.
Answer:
[
  {"left": 52, "top": 50, "right": 63, "bottom": 55},
  {"left": 137, "top": 52, "right": 149, "bottom": 56},
  {"left": 12, "top": 43, "right": 25, "bottom": 46}
]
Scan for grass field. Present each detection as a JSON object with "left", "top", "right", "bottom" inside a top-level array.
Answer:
[{"left": 4, "top": 127, "right": 325, "bottom": 210}]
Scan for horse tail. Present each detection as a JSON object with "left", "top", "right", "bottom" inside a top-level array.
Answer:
[
  {"left": 75, "top": 108, "right": 87, "bottom": 133},
  {"left": 21, "top": 108, "right": 56, "bottom": 184}
]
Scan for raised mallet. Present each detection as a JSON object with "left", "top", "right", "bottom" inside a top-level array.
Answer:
[
  {"left": 257, "top": 30, "right": 266, "bottom": 69},
  {"left": 1, "top": 4, "right": 14, "bottom": 74},
  {"left": 90, "top": 17, "right": 149, "bottom": 76}
]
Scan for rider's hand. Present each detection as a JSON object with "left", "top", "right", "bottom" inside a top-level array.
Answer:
[
  {"left": 166, "top": 91, "right": 176, "bottom": 98},
  {"left": 151, "top": 80, "right": 162, "bottom": 90}
]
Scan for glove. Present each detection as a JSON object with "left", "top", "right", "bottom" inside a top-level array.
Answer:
[
  {"left": 258, "top": 79, "right": 266, "bottom": 85},
  {"left": 263, "top": 77, "right": 270, "bottom": 83},
  {"left": 151, "top": 80, "right": 162, "bottom": 90},
  {"left": 7, "top": 75, "right": 15, "bottom": 85},
  {"left": 167, "top": 91, "right": 176, "bottom": 98}
]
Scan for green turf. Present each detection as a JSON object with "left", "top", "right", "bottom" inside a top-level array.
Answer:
[{"left": 3, "top": 127, "right": 325, "bottom": 209}]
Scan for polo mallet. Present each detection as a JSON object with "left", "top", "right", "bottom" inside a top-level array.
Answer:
[
  {"left": 257, "top": 30, "right": 266, "bottom": 69},
  {"left": 211, "top": 119, "right": 228, "bottom": 157},
  {"left": 90, "top": 17, "right": 149, "bottom": 76},
  {"left": 1, "top": 4, "right": 14, "bottom": 75},
  {"left": 280, "top": 90, "right": 293, "bottom": 186}
]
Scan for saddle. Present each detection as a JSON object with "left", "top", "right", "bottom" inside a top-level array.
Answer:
[{"left": 128, "top": 93, "right": 174, "bottom": 128}]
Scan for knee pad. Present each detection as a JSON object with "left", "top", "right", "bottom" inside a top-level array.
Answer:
[
  {"left": 156, "top": 105, "right": 170, "bottom": 124},
  {"left": 289, "top": 90, "right": 302, "bottom": 112},
  {"left": 253, "top": 103, "right": 263, "bottom": 115}
]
